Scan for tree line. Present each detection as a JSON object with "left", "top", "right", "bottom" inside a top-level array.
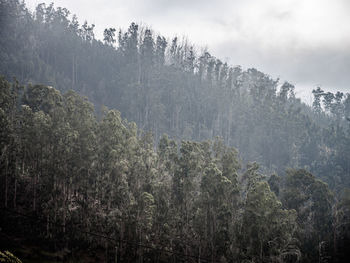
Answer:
[
  {"left": 1, "top": 1, "right": 350, "bottom": 262},
  {"left": 0, "top": 0, "right": 349, "bottom": 191},
  {"left": 0, "top": 77, "right": 350, "bottom": 262}
]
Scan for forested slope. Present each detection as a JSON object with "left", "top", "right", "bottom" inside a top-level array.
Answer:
[
  {"left": 1, "top": 1, "right": 350, "bottom": 262},
  {"left": 1, "top": 0, "right": 350, "bottom": 188},
  {"left": 1, "top": 77, "right": 350, "bottom": 262}
]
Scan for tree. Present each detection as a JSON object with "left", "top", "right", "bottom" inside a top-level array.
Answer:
[
  {"left": 323, "top": 92, "right": 334, "bottom": 113},
  {"left": 241, "top": 180, "right": 299, "bottom": 263},
  {"left": 334, "top": 189, "right": 350, "bottom": 263},
  {"left": 103, "top": 27, "right": 116, "bottom": 45},
  {"left": 282, "top": 169, "right": 334, "bottom": 263},
  {"left": 81, "top": 21, "right": 95, "bottom": 42},
  {"left": 155, "top": 36, "right": 167, "bottom": 67},
  {"left": 279, "top": 82, "right": 294, "bottom": 103},
  {"left": 312, "top": 87, "right": 324, "bottom": 114}
]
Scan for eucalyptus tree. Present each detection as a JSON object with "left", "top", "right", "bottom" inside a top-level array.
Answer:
[
  {"left": 282, "top": 169, "right": 334, "bottom": 263},
  {"left": 103, "top": 27, "right": 116, "bottom": 45},
  {"left": 0, "top": 77, "right": 22, "bottom": 208}
]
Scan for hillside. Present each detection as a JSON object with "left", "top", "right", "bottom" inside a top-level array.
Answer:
[
  {"left": 0, "top": 1, "right": 350, "bottom": 262},
  {"left": 1, "top": 1, "right": 350, "bottom": 190},
  {"left": 1, "top": 76, "right": 350, "bottom": 262},
  {"left": 1, "top": 1, "right": 350, "bottom": 186}
]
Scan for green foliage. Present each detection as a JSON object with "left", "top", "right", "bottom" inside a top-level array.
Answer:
[
  {"left": 1, "top": 0, "right": 349, "bottom": 192},
  {"left": 282, "top": 169, "right": 334, "bottom": 262},
  {"left": 0, "top": 251, "right": 22, "bottom": 263},
  {"left": 241, "top": 181, "right": 299, "bottom": 262},
  {"left": 1, "top": 1, "right": 349, "bottom": 261},
  {"left": 0, "top": 77, "right": 345, "bottom": 263}
]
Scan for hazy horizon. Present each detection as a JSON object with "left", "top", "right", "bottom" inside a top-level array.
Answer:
[{"left": 25, "top": 0, "right": 350, "bottom": 101}]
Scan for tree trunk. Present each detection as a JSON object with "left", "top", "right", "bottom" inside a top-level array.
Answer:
[
  {"left": 75, "top": 57, "right": 78, "bottom": 86},
  {"left": 47, "top": 214, "right": 50, "bottom": 238},
  {"left": 33, "top": 175, "right": 36, "bottom": 211},
  {"left": 139, "top": 226, "right": 143, "bottom": 263},
  {"left": 72, "top": 55, "right": 75, "bottom": 89},
  {"left": 33, "top": 158, "right": 38, "bottom": 211},
  {"left": 5, "top": 157, "right": 8, "bottom": 208},
  {"left": 198, "top": 245, "right": 201, "bottom": 263},
  {"left": 14, "top": 177, "right": 17, "bottom": 208},
  {"left": 333, "top": 201, "right": 338, "bottom": 258}
]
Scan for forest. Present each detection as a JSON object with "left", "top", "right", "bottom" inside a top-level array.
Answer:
[{"left": 0, "top": 0, "right": 350, "bottom": 262}]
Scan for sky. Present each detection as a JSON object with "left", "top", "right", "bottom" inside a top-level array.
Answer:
[{"left": 25, "top": 0, "right": 350, "bottom": 102}]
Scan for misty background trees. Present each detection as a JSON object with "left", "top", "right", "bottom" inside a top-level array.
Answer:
[{"left": 1, "top": 1, "right": 350, "bottom": 262}]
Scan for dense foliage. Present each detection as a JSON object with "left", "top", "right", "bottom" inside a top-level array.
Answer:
[
  {"left": 1, "top": 1, "right": 350, "bottom": 189},
  {"left": 0, "top": 78, "right": 349, "bottom": 262},
  {"left": 1, "top": 1, "right": 350, "bottom": 262}
]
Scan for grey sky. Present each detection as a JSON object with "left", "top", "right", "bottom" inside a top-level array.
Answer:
[{"left": 25, "top": 0, "right": 350, "bottom": 100}]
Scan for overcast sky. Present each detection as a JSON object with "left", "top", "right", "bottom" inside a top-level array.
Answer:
[{"left": 25, "top": 0, "right": 350, "bottom": 102}]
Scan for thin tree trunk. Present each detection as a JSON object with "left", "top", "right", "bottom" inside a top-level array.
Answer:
[
  {"left": 63, "top": 176, "right": 67, "bottom": 234},
  {"left": 47, "top": 214, "right": 50, "bottom": 238},
  {"left": 120, "top": 221, "right": 124, "bottom": 261},
  {"left": 211, "top": 205, "right": 214, "bottom": 263},
  {"left": 33, "top": 175, "right": 36, "bottom": 211},
  {"left": 14, "top": 177, "right": 17, "bottom": 208},
  {"left": 72, "top": 55, "right": 75, "bottom": 89},
  {"left": 139, "top": 226, "right": 143, "bottom": 263},
  {"left": 333, "top": 201, "right": 338, "bottom": 258},
  {"left": 75, "top": 57, "right": 78, "bottom": 86},
  {"left": 198, "top": 245, "right": 201, "bottom": 263},
  {"left": 33, "top": 158, "right": 38, "bottom": 211},
  {"left": 5, "top": 157, "right": 8, "bottom": 208}
]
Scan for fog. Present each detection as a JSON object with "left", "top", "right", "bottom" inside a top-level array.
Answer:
[{"left": 25, "top": 0, "right": 350, "bottom": 99}]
